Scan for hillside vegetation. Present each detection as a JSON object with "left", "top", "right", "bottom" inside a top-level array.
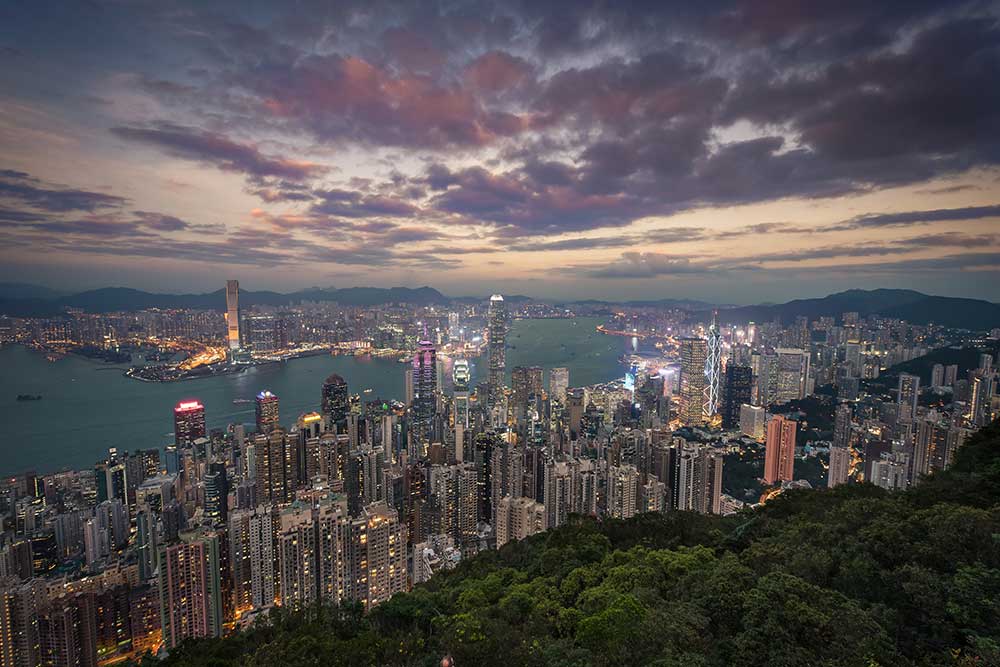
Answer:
[{"left": 148, "top": 421, "right": 1000, "bottom": 667}]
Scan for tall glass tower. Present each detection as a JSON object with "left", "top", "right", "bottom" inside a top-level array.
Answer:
[
  {"left": 225, "top": 279, "right": 241, "bottom": 351},
  {"left": 705, "top": 313, "right": 722, "bottom": 418},
  {"left": 487, "top": 294, "right": 507, "bottom": 410}
]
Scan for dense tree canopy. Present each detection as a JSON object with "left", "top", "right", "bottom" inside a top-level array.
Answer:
[{"left": 146, "top": 420, "right": 1000, "bottom": 667}]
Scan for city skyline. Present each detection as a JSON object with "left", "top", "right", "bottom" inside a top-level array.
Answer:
[{"left": 2, "top": 1, "right": 1000, "bottom": 303}]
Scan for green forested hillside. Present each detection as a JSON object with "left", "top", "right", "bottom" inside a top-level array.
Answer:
[{"left": 149, "top": 421, "right": 1000, "bottom": 667}]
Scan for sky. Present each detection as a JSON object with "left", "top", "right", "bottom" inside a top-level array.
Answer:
[{"left": 1, "top": 0, "right": 999, "bottom": 305}]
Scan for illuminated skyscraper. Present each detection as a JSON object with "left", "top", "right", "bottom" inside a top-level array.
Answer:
[
  {"left": 412, "top": 340, "right": 437, "bottom": 440},
  {"left": 705, "top": 315, "right": 722, "bottom": 417},
  {"left": 173, "top": 400, "right": 206, "bottom": 446},
  {"left": 225, "top": 280, "right": 241, "bottom": 351},
  {"left": 487, "top": 295, "right": 507, "bottom": 410},
  {"left": 321, "top": 374, "right": 350, "bottom": 431},
  {"left": 679, "top": 338, "right": 708, "bottom": 425},
  {"left": 255, "top": 390, "right": 279, "bottom": 433},
  {"left": 764, "top": 415, "right": 797, "bottom": 485},
  {"left": 968, "top": 372, "right": 995, "bottom": 428},
  {"left": 453, "top": 359, "right": 470, "bottom": 430}
]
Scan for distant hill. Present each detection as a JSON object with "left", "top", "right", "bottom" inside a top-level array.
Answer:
[
  {"left": 0, "top": 282, "right": 67, "bottom": 300},
  {"left": 0, "top": 285, "right": 450, "bottom": 316},
  {"left": 706, "top": 289, "right": 1000, "bottom": 330}
]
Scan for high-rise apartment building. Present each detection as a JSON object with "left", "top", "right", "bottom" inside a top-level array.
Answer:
[
  {"left": 495, "top": 496, "right": 546, "bottom": 548},
  {"left": 255, "top": 390, "right": 280, "bottom": 433},
  {"left": 229, "top": 505, "right": 276, "bottom": 614},
  {"left": 897, "top": 373, "right": 920, "bottom": 421},
  {"left": 764, "top": 415, "right": 797, "bottom": 485},
  {"left": 828, "top": 446, "right": 851, "bottom": 488},
  {"left": 157, "top": 529, "right": 223, "bottom": 648}
]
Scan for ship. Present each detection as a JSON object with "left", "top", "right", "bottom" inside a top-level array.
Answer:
[{"left": 16, "top": 394, "right": 42, "bottom": 401}]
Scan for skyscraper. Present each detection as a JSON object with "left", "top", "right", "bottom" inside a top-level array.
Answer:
[
  {"left": 225, "top": 279, "right": 240, "bottom": 351},
  {"left": 453, "top": 359, "right": 470, "bottom": 431},
  {"left": 775, "top": 348, "right": 810, "bottom": 403},
  {"left": 764, "top": 415, "right": 797, "bottom": 485},
  {"left": 203, "top": 462, "right": 228, "bottom": 525},
  {"left": 173, "top": 400, "right": 206, "bottom": 446},
  {"left": 549, "top": 367, "right": 569, "bottom": 406},
  {"left": 411, "top": 339, "right": 437, "bottom": 440},
  {"left": 705, "top": 316, "right": 722, "bottom": 417},
  {"left": 740, "top": 404, "right": 766, "bottom": 440},
  {"left": 897, "top": 373, "right": 920, "bottom": 421},
  {"left": 255, "top": 390, "right": 280, "bottom": 433},
  {"left": 157, "top": 529, "right": 222, "bottom": 648},
  {"left": 321, "top": 374, "right": 350, "bottom": 431},
  {"left": 511, "top": 366, "right": 543, "bottom": 418},
  {"left": 679, "top": 338, "right": 708, "bottom": 425},
  {"left": 828, "top": 446, "right": 851, "bottom": 488},
  {"left": 229, "top": 505, "right": 275, "bottom": 614},
  {"left": 968, "top": 372, "right": 995, "bottom": 428},
  {"left": 721, "top": 365, "right": 753, "bottom": 430},
  {"left": 487, "top": 295, "right": 507, "bottom": 410}
]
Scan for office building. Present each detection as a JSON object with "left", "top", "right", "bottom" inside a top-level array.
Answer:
[
  {"left": 740, "top": 404, "right": 766, "bottom": 440},
  {"left": 679, "top": 338, "right": 708, "bottom": 425},
  {"left": 775, "top": 348, "right": 810, "bottom": 403},
  {"left": 549, "top": 367, "right": 569, "bottom": 406},
  {"left": 321, "top": 374, "right": 350, "bottom": 432},
  {"left": 722, "top": 365, "right": 753, "bottom": 430},
  {"left": 173, "top": 400, "right": 206, "bottom": 446},
  {"left": 225, "top": 279, "right": 240, "bottom": 351},
  {"left": 705, "top": 317, "right": 722, "bottom": 417},
  {"left": 411, "top": 340, "right": 437, "bottom": 441},
  {"left": 487, "top": 295, "right": 507, "bottom": 411}
]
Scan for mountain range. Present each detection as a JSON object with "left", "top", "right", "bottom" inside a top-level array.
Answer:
[{"left": 1, "top": 285, "right": 998, "bottom": 329}]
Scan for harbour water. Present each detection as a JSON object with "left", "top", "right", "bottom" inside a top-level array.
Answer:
[{"left": 0, "top": 317, "right": 626, "bottom": 475}]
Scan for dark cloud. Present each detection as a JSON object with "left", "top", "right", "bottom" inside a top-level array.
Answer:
[
  {"left": 0, "top": 170, "right": 126, "bottom": 212},
  {"left": 827, "top": 204, "right": 1000, "bottom": 231},
  {"left": 110, "top": 124, "right": 325, "bottom": 181}
]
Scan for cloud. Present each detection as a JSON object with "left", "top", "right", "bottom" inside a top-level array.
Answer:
[
  {"left": 826, "top": 205, "right": 1000, "bottom": 231},
  {"left": 109, "top": 124, "right": 325, "bottom": 181},
  {"left": 0, "top": 170, "right": 126, "bottom": 212},
  {"left": 580, "top": 252, "right": 715, "bottom": 279}
]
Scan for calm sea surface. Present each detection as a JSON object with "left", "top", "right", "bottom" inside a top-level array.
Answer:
[{"left": 0, "top": 317, "right": 626, "bottom": 475}]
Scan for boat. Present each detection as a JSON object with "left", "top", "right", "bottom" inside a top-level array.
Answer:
[
  {"left": 16, "top": 394, "right": 42, "bottom": 401},
  {"left": 232, "top": 398, "right": 253, "bottom": 404},
  {"left": 363, "top": 388, "right": 373, "bottom": 394}
]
